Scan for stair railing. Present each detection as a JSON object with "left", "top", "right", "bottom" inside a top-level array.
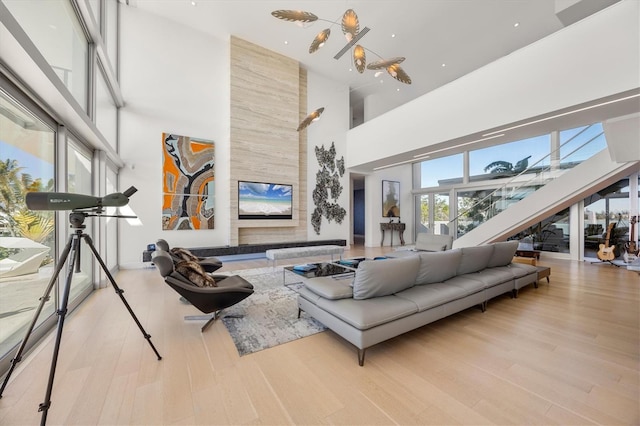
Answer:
[{"left": 452, "top": 124, "right": 605, "bottom": 232}]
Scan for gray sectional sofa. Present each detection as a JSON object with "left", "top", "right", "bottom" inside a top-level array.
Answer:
[
  {"left": 297, "top": 240, "right": 539, "bottom": 366},
  {"left": 386, "top": 233, "right": 454, "bottom": 258}
]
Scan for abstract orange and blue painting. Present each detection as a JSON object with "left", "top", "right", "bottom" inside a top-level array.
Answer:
[{"left": 162, "top": 133, "right": 215, "bottom": 230}]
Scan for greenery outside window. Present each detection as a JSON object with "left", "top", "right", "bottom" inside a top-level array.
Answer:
[{"left": 0, "top": 89, "right": 57, "bottom": 360}]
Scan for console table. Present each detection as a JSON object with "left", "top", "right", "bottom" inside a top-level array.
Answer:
[{"left": 380, "top": 222, "right": 405, "bottom": 247}]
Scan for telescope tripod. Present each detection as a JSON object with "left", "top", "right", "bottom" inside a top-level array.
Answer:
[{"left": 0, "top": 212, "right": 161, "bottom": 425}]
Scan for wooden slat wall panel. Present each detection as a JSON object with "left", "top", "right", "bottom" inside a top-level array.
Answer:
[{"left": 229, "top": 36, "right": 307, "bottom": 245}]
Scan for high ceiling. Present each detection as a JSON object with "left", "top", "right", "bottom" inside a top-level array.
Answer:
[{"left": 127, "top": 0, "right": 621, "bottom": 121}]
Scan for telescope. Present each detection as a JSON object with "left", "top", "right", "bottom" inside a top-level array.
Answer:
[
  {"left": 2, "top": 183, "right": 160, "bottom": 425},
  {"left": 26, "top": 186, "right": 137, "bottom": 212}
]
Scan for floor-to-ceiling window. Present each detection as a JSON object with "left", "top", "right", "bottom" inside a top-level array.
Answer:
[
  {"left": 583, "top": 177, "right": 636, "bottom": 260},
  {"left": 416, "top": 154, "right": 462, "bottom": 236},
  {"left": 67, "top": 138, "right": 94, "bottom": 300},
  {"left": 413, "top": 124, "right": 614, "bottom": 258},
  {"left": 4, "top": 0, "right": 89, "bottom": 111},
  {"left": 0, "top": 88, "right": 57, "bottom": 363},
  {"left": 0, "top": 0, "right": 123, "bottom": 377},
  {"left": 105, "top": 164, "right": 118, "bottom": 271}
]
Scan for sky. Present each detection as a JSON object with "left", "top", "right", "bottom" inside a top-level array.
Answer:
[
  {"left": 420, "top": 124, "right": 606, "bottom": 188},
  {"left": 0, "top": 141, "right": 54, "bottom": 181}
]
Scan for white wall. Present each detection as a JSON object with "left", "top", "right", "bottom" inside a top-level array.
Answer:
[
  {"left": 604, "top": 113, "right": 640, "bottom": 162},
  {"left": 306, "top": 71, "right": 351, "bottom": 241},
  {"left": 364, "top": 166, "right": 414, "bottom": 248},
  {"left": 118, "top": 9, "right": 354, "bottom": 267},
  {"left": 118, "top": 7, "right": 230, "bottom": 268},
  {"left": 346, "top": 0, "right": 640, "bottom": 169}
]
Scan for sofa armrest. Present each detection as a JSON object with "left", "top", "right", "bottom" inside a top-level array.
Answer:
[
  {"left": 415, "top": 233, "right": 453, "bottom": 251},
  {"left": 304, "top": 276, "right": 354, "bottom": 300}
]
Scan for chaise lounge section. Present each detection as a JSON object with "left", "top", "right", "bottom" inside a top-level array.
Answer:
[{"left": 297, "top": 240, "right": 539, "bottom": 365}]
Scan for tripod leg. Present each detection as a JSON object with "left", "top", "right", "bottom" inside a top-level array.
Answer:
[
  {"left": 39, "top": 233, "right": 81, "bottom": 426},
  {"left": 0, "top": 234, "right": 74, "bottom": 399},
  {"left": 82, "top": 234, "right": 162, "bottom": 360}
]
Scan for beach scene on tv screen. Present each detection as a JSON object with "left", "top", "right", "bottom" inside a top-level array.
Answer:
[{"left": 239, "top": 182, "right": 292, "bottom": 217}]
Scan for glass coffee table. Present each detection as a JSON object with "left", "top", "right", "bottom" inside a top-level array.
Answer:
[
  {"left": 334, "top": 257, "right": 388, "bottom": 270},
  {"left": 283, "top": 258, "right": 389, "bottom": 285},
  {"left": 284, "top": 262, "right": 355, "bottom": 280}
]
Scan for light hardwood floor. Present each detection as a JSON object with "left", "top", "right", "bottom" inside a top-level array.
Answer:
[{"left": 0, "top": 245, "right": 638, "bottom": 425}]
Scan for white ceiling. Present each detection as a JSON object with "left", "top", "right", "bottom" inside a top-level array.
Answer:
[{"left": 128, "top": 0, "right": 622, "bottom": 117}]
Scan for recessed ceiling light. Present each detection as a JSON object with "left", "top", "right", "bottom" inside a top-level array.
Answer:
[
  {"left": 374, "top": 71, "right": 383, "bottom": 77},
  {"left": 349, "top": 68, "right": 353, "bottom": 72},
  {"left": 191, "top": 1, "right": 197, "bottom": 6},
  {"left": 391, "top": 33, "right": 396, "bottom": 38},
  {"left": 396, "top": 88, "right": 400, "bottom": 92},
  {"left": 441, "top": 63, "right": 446, "bottom": 67},
  {"left": 284, "top": 40, "right": 288, "bottom": 45},
  {"left": 514, "top": 22, "right": 519, "bottom": 27}
]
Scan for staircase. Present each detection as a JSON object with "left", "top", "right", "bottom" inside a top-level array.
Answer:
[{"left": 453, "top": 149, "right": 639, "bottom": 248}]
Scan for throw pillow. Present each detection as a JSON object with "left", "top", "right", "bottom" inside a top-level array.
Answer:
[
  {"left": 171, "top": 247, "right": 199, "bottom": 262},
  {"left": 175, "top": 260, "right": 217, "bottom": 287},
  {"left": 352, "top": 256, "right": 420, "bottom": 300}
]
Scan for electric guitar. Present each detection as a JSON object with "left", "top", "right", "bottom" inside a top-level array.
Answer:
[
  {"left": 597, "top": 223, "right": 616, "bottom": 261},
  {"left": 626, "top": 216, "right": 638, "bottom": 255}
]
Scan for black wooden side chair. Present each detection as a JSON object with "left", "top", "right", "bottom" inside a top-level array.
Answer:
[
  {"left": 155, "top": 238, "right": 223, "bottom": 272},
  {"left": 152, "top": 249, "right": 253, "bottom": 331}
]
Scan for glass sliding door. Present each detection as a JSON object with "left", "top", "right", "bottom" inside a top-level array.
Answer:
[
  {"left": 105, "top": 165, "right": 118, "bottom": 271},
  {"left": 457, "top": 188, "right": 497, "bottom": 238},
  {"left": 584, "top": 178, "right": 633, "bottom": 260},
  {"left": 67, "top": 139, "right": 94, "bottom": 299},
  {"left": 434, "top": 193, "right": 451, "bottom": 235},
  {"left": 509, "top": 208, "right": 571, "bottom": 254},
  {"left": 0, "top": 89, "right": 57, "bottom": 361},
  {"left": 416, "top": 192, "right": 452, "bottom": 236}
]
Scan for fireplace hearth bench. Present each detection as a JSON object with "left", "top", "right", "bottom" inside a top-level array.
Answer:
[
  {"left": 297, "top": 240, "right": 543, "bottom": 366},
  {"left": 266, "top": 245, "right": 344, "bottom": 268}
]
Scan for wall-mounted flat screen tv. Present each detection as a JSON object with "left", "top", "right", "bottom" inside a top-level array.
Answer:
[{"left": 238, "top": 181, "right": 293, "bottom": 220}]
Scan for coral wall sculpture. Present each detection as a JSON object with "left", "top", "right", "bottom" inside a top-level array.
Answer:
[{"left": 311, "top": 142, "right": 346, "bottom": 234}]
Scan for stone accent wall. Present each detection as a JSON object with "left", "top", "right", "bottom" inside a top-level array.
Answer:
[{"left": 229, "top": 36, "right": 307, "bottom": 245}]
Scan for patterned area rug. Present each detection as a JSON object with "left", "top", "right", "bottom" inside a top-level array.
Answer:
[{"left": 221, "top": 268, "right": 327, "bottom": 356}]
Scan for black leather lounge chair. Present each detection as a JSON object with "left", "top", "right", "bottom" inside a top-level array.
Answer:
[
  {"left": 152, "top": 249, "right": 253, "bottom": 331},
  {"left": 155, "top": 238, "right": 223, "bottom": 272}
]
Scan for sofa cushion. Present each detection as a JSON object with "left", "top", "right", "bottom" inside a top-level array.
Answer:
[
  {"left": 352, "top": 256, "right": 420, "bottom": 300},
  {"left": 415, "top": 249, "right": 462, "bottom": 285},
  {"left": 304, "top": 276, "right": 353, "bottom": 300},
  {"left": 508, "top": 262, "right": 538, "bottom": 276},
  {"left": 486, "top": 240, "right": 519, "bottom": 267},
  {"left": 457, "top": 245, "right": 495, "bottom": 275},
  {"left": 460, "top": 268, "right": 514, "bottom": 288},
  {"left": 415, "top": 233, "right": 453, "bottom": 251},
  {"left": 492, "top": 264, "right": 532, "bottom": 278},
  {"left": 444, "top": 275, "right": 486, "bottom": 296},
  {"left": 395, "top": 283, "right": 467, "bottom": 311},
  {"left": 316, "top": 295, "right": 418, "bottom": 330}
]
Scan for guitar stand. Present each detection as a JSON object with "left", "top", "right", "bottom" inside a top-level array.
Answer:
[
  {"left": 0, "top": 212, "right": 162, "bottom": 425},
  {"left": 590, "top": 259, "right": 621, "bottom": 267}
]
